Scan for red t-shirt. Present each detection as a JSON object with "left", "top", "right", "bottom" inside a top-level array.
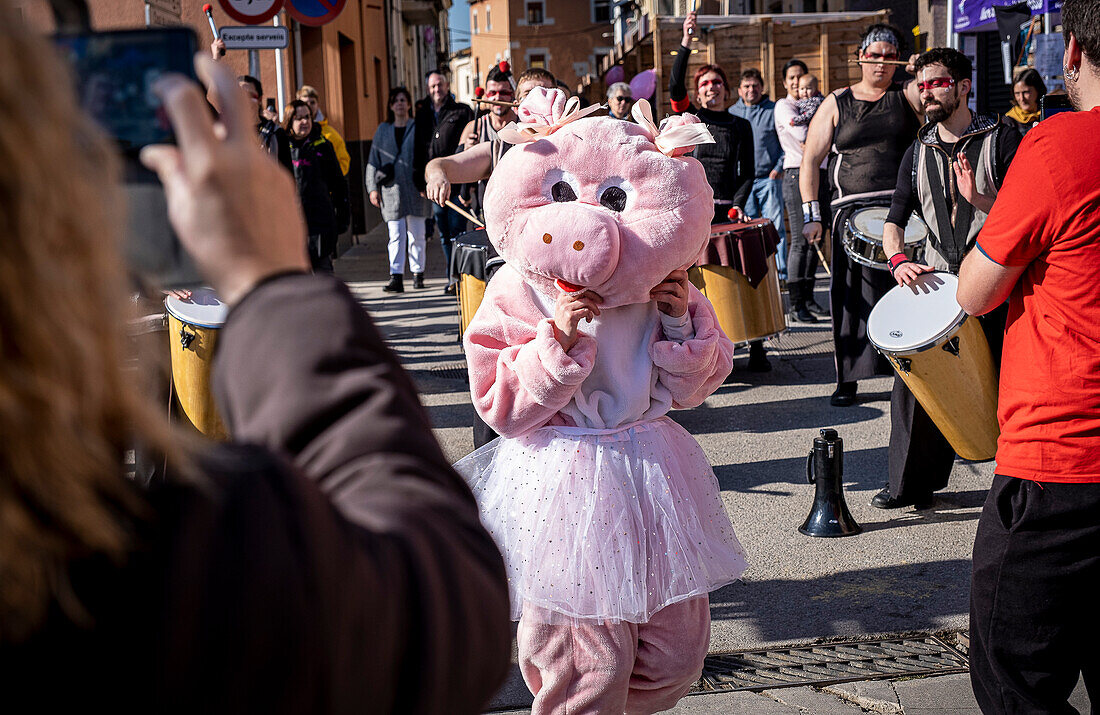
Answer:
[{"left": 976, "top": 106, "right": 1100, "bottom": 482}]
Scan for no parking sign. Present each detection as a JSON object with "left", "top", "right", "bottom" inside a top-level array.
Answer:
[
  {"left": 286, "top": 0, "right": 347, "bottom": 26},
  {"left": 217, "top": 0, "right": 284, "bottom": 25}
]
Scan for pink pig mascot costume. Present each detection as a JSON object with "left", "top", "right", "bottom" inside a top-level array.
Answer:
[{"left": 456, "top": 88, "right": 748, "bottom": 714}]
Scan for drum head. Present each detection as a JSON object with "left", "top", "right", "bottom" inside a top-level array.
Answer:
[
  {"left": 164, "top": 287, "right": 227, "bottom": 328},
  {"left": 868, "top": 272, "right": 966, "bottom": 353},
  {"left": 850, "top": 208, "right": 928, "bottom": 246}
]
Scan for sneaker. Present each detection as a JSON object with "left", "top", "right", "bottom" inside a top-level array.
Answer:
[
  {"left": 413, "top": 273, "right": 425, "bottom": 289},
  {"left": 806, "top": 300, "right": 830, "bottom": 318},
  {"left": 788, "top": 305, "right": 818, "bottom": 324}
]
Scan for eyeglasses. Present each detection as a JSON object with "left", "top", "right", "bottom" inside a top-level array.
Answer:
[
  {"left": 916, "top": 77, "right": 957, "bottom": 92},
  {"left": 611, "top": 96, "right": 632, "bottom": 102}
]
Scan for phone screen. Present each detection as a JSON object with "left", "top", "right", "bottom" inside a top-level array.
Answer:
[
  {"left": 55, "top": 28, "right": 198, "bottom": 153},
  {"left": 55, "top": 28, "right": 204, "bottom": 288},
  {"left": 1040, "top": 94, "right": 1073, "bottom": 120}
]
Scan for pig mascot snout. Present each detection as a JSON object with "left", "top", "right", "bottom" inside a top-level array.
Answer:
[{"left": 455, "top": 87, "right": 747, "bottom": 715}]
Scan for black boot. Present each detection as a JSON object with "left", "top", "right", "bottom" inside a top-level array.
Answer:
[
  {"left": 747, "top": 340, "right": 771, "bottom": 372},
  {"left": 383, "top": 274, "right": 404, "bottom": 293},
  {"left": 788, "top": 281, "right": 817, "bottom": 324},
  {"left": 830, "top": 381, "right": 857, "bottom": 407},
  {"left": 805, "top": 281, "right": 829, "bottom": 318},
  {"left": 413, "top": 273, "right": 425, "bottom": 289}
]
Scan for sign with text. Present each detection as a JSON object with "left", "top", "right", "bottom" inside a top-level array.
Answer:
[
  {"left": 221, "top": 25, "right": 289, "bottom": 50},
  {"left": 218, "top": 0, "right": 284, "bottom": 25}
]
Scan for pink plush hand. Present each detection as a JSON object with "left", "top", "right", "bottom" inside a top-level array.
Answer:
[
  {"left": 651, "top": 269, "right": 689, "bottom": 318},
  {"left": 552, "top": 288, "right": 602, "bottom": 351}
]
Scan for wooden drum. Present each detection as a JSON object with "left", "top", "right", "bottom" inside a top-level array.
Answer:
[
  {"left": 451, "top": 229, "right": 504, "bottom": 336},
  {"left": 868, "top": 272, "right": 999, "bottom": 461},
  {"left": 165, "top": 288, "right": 228, "bottom": 440},
  {"left": 688, "top": 219, "right": 787, "bottom": 346}
]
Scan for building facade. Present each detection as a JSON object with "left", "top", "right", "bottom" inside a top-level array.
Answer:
[{"left": 468, "top": 0, "right": 614, "bottom": 90}]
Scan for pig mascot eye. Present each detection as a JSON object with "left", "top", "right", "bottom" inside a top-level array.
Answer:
[
  {"left": 599, "top": 186, "right": 627, "bottom": 212},
  {"left": 551, "top": 181, "right": 578, "bottom": 202}
]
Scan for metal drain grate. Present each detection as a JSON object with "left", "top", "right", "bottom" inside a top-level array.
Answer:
[
  {"left": 766, "top": 325, "right": 835, "bottom": 357},
  {"left": 691, "top": 635, "right": 968, "bottom": 694},
  {"left": 428, "top": 362, "right": 469, "bottom": 381}
]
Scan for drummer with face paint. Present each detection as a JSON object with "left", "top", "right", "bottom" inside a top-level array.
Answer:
[
  {"left": 798, "top": 24, "right": 923, "bottom": 406},
  {"left": 871, "top": 47, "right": 1021, "bottom": 509}
]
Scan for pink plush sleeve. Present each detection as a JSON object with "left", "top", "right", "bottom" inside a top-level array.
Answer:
[
  {"left": 650, "top": 283, "right": 734, "bottom": 408},
  {"left": 464, "top": 269, "right": 597, "bottom": 437}
]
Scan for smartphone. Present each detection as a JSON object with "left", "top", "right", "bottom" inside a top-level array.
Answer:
[
  {"left": 55, "top": 28, "right": 202, "bottom": 288},
  {"left": 266, "top": 97, "right": 277, "bottom": 114},
  {"left": 1040, "top": 93, "right": 1073, "bottom": 120}
]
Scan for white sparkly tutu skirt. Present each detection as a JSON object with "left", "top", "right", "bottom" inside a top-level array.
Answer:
[{"left": 454, "top": 416, "right": 748, "bottom": 624}]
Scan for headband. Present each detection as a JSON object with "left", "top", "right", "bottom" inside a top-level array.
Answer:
[{"left": 860, "top": 27, "right": 899, "bottom": 53}]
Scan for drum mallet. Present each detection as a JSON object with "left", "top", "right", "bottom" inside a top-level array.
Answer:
[
  {"left": 445, "top": 200, "right": 485, "bottom": 229},
  {"left": 814, "top": 243, "right": 831, "bottom": 276},
  {"left": 201, "top": 4, "right": 224, "bottom": 56},
  {"left": 800, "top": 428, "right": 861, "bottom": 538}
]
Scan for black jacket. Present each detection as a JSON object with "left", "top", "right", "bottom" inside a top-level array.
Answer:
[
  {"left": 259, "top": 118, "right": 292, "bottom": 172},
  {"left": 288, "top": 125, "right": 349, "bottom": 239},
  {"left": 0, "top": 274, "right": 512, "bottom": 714},
  {"left": 413, "top": 94, "right": 474, "bottom": 190}
]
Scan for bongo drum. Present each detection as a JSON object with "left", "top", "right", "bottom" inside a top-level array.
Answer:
[
  {"left": 688, "top": 219, "right": 787, "bottom": 346},
  {"left": 164, "top": 288, "right": 228, "bottom": 440},
  {"left": 451, "top": 229, "right": 504, "bottom": 336},
  {"left": 843, "top": 207, "right": 928, "bottom": 270},
  {"left": 868, "top": 272, "right": 999, "bottom": 461}
]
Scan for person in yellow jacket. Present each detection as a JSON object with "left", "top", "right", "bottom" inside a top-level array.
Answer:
[{"left": 297, "top": 85, "right": 351, "bottom": 175}]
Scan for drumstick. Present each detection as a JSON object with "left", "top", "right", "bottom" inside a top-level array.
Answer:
[
  {"left": 814, "top": 244, "right": 832, "bottom": 276},
  {"left": 848, "top": 59, "right": 910, "bottom": 66},
  {"left": 474, "top": 97, "right": 520, "bottom": 108},
  {"left": 446, "top": 200, "right": 485, "bottom": 228}
]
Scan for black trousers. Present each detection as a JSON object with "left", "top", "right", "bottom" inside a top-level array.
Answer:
[
  {"left": 970, "top": 475, "right": 1100, "bottom": 713},
  {"left": 887, "top": 304, "right": 1009, "bottom": 499}
]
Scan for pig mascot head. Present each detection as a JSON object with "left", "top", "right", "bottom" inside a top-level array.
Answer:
[{"left": 483, "top": 87, "right": 716, "bottom": 308}]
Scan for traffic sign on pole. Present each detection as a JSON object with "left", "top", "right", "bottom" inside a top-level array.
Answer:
[
  {"left": 217, "top": 0, "right": 284, "bottom": 25},
  {"left": 220, "top": 25, "right": 290, "bottom": 50},
  {"left": 285, "top": 0, "right": 346, "bottom": 27}
]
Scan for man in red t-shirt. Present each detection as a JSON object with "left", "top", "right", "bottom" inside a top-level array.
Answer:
[{"left": 957, "top": 1, "right": 1100, "bottom": 709}]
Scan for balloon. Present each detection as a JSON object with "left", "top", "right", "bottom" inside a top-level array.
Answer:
[
  {"left": 605, "top": 65, "right": 625, "bottom": 86},
  {"left": 629, "top": 70, "right": 657, "bottom": 101}
]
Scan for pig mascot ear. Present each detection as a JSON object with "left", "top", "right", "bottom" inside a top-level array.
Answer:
[
  {"left": 498, "top": 86, "right": 605, "bottom": 144},
  {"left": 631, "top": 99, "right": 715, "bottom": 157}
]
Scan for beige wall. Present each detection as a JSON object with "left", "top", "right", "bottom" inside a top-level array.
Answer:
[{"left": 14, "top": 0, "right": 390, "bottom": 141}]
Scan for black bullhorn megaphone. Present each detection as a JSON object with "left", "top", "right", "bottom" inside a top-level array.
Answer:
[{"left": 799, "top": 428, "right": 861, "bottom": 537}]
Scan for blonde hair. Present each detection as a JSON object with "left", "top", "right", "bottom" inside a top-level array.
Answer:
[
  {"left": 0, "top": 8, "right": 177, "bottom": 641},
  {"left": 297, "top": 84, "right": 319, "bottom": 100}
]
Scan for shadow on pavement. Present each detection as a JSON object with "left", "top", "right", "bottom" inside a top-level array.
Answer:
[
  {"left": 709, "top": 559, "right": 972, "bottom": 646},
  {"left": 671, "top": 395, "right": 885, "bottom": 435}
]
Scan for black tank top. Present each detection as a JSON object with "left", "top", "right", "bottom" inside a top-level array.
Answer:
[{"left": 828, "top": 85, "right": 919, "bottom": 203}]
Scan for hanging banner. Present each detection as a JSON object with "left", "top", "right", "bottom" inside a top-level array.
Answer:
[{"left": 954, "top": 0, "right": 1062, "bottom": 33}]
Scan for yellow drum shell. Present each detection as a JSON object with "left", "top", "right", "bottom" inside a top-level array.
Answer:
[
  {"left": 458, "top": 274, "right": 487, "bottom": 337},
  {"left": 688, "top": 254, "right": 787, "bottom": 346},
  {"left": 166, "top": 313, "right": 227, "bottom": 440},
  {"left": 881, "top": 317, "right": 999, "bottom": 461}
]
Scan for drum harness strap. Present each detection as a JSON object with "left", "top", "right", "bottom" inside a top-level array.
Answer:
[{"left": 911, "top": 115, "right": 1001, "bottom": 273}]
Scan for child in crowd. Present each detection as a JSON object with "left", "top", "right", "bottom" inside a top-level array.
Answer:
[{"left": 790, "top": 74, "right": 824, "bottom": 127}]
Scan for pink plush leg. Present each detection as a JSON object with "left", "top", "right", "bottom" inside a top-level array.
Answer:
[
  {"left": 518, "top": 605, "right": 637, "bottom": 715},
  {"left": 625, "top": 597, "right": 711, "bottom": 715}
]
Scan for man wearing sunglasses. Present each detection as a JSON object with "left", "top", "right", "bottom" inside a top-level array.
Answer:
[
  {"left": 871, "top": 47, "right": 1021, "bottom": 511},
  {"left": 459, "top": 62, "right": 519, "bottom": 221},
  {"left": 607, "top": 82, "right": 634, "bottom": 119}
]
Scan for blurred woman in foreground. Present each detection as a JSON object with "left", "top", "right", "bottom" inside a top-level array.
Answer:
[{"left": 0, "top": 11, "right": 508, "bottom": 712}]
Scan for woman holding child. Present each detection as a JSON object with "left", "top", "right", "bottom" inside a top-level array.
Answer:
[{"left": 773, "top": 60, "right": 830, "bottom": 323}]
